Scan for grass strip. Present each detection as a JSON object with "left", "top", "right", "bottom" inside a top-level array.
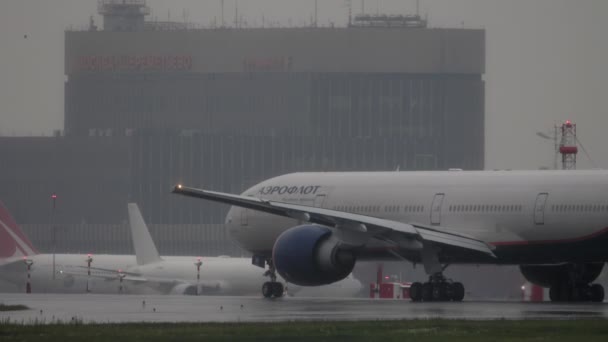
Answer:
[{"left": 1, "top": 319, "right": 608, "bottom": 342}]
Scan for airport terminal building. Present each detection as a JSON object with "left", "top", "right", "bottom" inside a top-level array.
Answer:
[{"left": 0, "top": 1, "right": 485, "bottom": 255}]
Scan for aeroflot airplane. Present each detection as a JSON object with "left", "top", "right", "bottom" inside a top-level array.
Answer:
[{"left": 173, "top": 170, "right": 608, "bottom": 302}]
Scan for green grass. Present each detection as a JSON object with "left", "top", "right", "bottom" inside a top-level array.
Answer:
[
  {"left": 0, "top": 304, "right": 29, "bottom": 312},
  {"left": 1, "top": 320, "right": 608, "bottom": 341}
]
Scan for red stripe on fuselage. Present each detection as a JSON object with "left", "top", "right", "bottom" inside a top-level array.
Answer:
[{"left": 490, "top": 227, "right": 608, "bottom": 246}]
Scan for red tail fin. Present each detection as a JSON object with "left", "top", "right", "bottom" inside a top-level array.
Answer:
[{"left": 0, "top": 201, "right": 38, "bottom": 258}]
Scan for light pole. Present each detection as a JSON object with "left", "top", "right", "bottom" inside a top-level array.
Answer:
[
  {"left": 85, "top": 254, "right": 93, "bottom": 293},
  {"left": 51, "top": 193, "right": 57, "bottom": 280},
  {"left": 118, "top": 269, "right": 126, "bottom": 293},
  {"left": 194, "top": 257, "right": 203, "bottom": 295},
  {"left": 24, "top": 257, "right": 34, "bottom": 294}
]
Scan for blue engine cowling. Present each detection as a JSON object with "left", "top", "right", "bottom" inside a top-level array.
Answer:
[{"left": 272, "top": 225, "right": 356, "bottom": 286}]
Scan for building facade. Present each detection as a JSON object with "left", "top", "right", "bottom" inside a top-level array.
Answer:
[{"left": 0, "top": 4, "right": 485, "bottom": 255}]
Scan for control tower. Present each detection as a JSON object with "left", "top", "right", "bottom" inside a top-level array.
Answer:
[{"left": 98, "top": 0, "right": 150, "bottom": 31}]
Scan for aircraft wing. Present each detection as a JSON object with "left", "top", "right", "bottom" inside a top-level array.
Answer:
[
  {"left": 62, "top": 266, "right": 222, "bottom": 292},
  {"left": 59, "top": 267, "right": 149, "bottom": 283},
  {"left": 172, "top": 185, "right": 495, "bottom": 258}
]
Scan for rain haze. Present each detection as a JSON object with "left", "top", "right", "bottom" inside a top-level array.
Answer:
[
  {"left": 1, "top": 0, "right": 608, "bottom": 307},
  {"left": 1, "top": 0, "right": 607, "bottom": 170}
]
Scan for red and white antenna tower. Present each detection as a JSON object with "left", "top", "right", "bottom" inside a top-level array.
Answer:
[{"left": 558, "top": 120, "right": 577, "bottom": 170}]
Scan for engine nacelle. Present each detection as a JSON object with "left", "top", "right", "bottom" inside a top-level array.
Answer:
[
  {"left": 520, "top": 263, "right": 604, "bottom": 287},
  {"left": 272, "top": 225, "right": 356, "bottom": 286},
  {"left": 169, "top": 283, "right": 198, "bottom": 295}
]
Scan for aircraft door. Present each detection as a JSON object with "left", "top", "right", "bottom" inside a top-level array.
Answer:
[
  {"left": 534, "top": 193, "right": 548, "bottom": 225},
  {"left": 430, "top": 193, "right": 445, "bottom": 226},
  {"left": 313, "top": 194, "right": 326, "bottom": 208}
]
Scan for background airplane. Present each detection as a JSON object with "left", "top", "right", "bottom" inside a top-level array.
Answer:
[{"left": 0, "top": 201, "right": 362, "bottom": 296}]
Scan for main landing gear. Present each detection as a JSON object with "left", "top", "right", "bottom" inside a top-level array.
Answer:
[
  {"left": 549, "top": 283, "right": 604, "bottom": 303},
  {"left": 409, "top": 273, "right": 465, "bottom": 302},
  {"left": 262, "top": 259, "right": 284, "bottom": 298},
  {"left": 408, "top": 245, "right": 465, "bottom": 302},
  {"left": 546, "top": 263, "right": 605, "bottom": 302}
]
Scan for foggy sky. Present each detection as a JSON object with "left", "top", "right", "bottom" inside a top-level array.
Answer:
[{"left": 1, "top": 0, "right": 607, "bottom": 170}]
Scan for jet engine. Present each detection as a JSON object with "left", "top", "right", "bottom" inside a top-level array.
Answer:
[
  {"left": 272, "top": 225, "right": 356, "bottom": 286},
  {"left": 520, "top": 263, "right": 604, "bottom": 287}
]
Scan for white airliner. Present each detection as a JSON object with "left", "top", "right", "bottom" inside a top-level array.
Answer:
[
  {"left": 172, "top": 170, "right": 608, "bottom": 302},
  {"left": 0, "top": 202, "right": 362, "bottom": 296}
]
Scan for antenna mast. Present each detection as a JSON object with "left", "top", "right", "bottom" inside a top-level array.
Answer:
[
  {"left": 315, "top": 0, "right": 318, "bottom": 27},
  {"left": 559, "top": 120, "right": 578, "bottom": 170},
  {"left": 220, "top": 0, "right": 224, "bottom": 27}
]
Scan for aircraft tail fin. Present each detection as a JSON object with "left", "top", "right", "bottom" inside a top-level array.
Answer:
[
  {"left": 0, "top": 201, "right": 38, "bottom": 259},
  {"left": 127, "top": 203, "right": 162, "bottom": 265}
]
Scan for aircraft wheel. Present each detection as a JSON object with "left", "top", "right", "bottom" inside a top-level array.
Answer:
[
  {"left": 432, "top": 283, "right": 447, "bottom": 301},
  {"left": 421, "top": 282, "right": 433, "bottom": 302},
  {"left": 451, "top": 282, "right": 465, "bottom": 302},
  {"left": 262, "top": 282, "right": 273, "bottom": 298},
  {"left": 272, "top": 282, "right": 284, "bottom": 298},
  {"left": 549, "top": 284, "right": 560, "bottom": 302},
  {"left": 570, "top": 286, "right": 582, "bottom": 302},
  {"left": 559, "top": 284, "right": 572, "bottom": 302},
  {"left": 409, "top": 282, "right": 423, "bottom": 302},
  {"left": 590, "top": 284, "right": 604, "bottom": 303}
]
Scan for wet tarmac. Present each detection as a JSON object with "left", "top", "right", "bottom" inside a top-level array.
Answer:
[{"left": 1, "top": 293, "right": 607, "bottom": 324}]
